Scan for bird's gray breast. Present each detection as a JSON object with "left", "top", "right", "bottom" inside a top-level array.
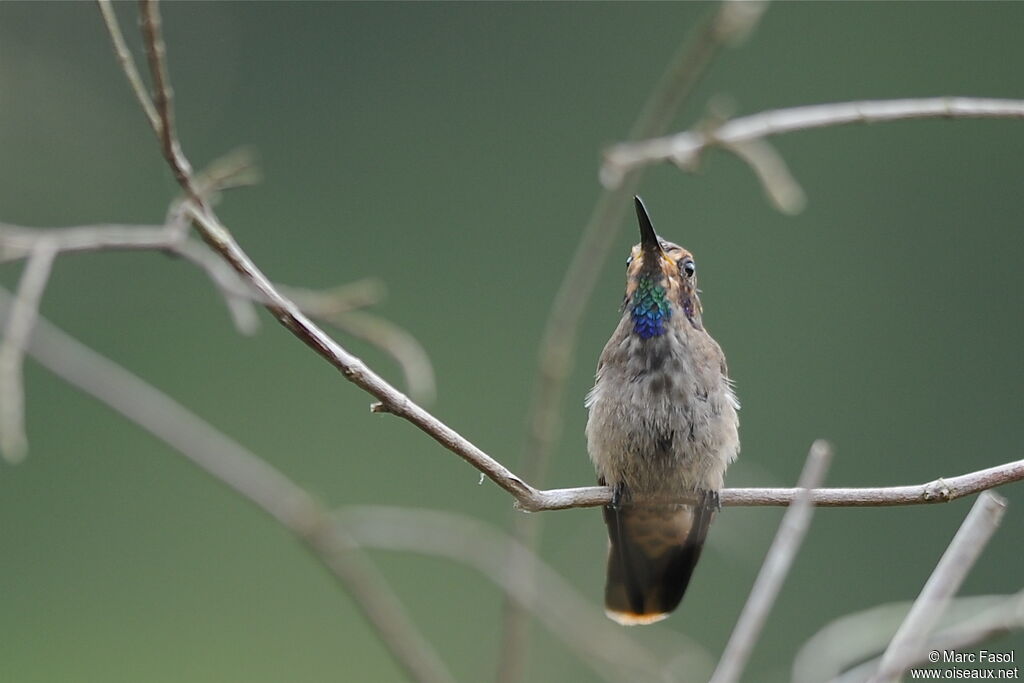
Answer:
[{"left": 585, "top": 321, "right": 739, "bottom": 498}]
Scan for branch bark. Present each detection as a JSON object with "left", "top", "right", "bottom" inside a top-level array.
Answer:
[
  {"left": 527, "top": 458, "right": 1024, "bottom": 510},
  {"left": 601, "top": 97, "right": 1024, "bottom": 187}
]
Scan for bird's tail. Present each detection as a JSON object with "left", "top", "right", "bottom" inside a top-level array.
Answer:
[{"left": 602, "top": 498, "right": 715, "bottom": 625}]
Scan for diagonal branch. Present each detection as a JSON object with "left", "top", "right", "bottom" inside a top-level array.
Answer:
[
  {"left": 868, "top": 491, "right": 1007, "bottom": 683},
  {"left": 602, "top": 97, "right": 1024, "bottom": 187},
  {"left": 710, "top": 440, "right": 833, "bottom": 683},
  {"left": 0, "top": 286, "right": 455, "bottom": 683}
]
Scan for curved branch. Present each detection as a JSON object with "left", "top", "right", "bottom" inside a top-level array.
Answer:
[{"left": 601, "top": 97, "right": 1024, "bottom": 187}]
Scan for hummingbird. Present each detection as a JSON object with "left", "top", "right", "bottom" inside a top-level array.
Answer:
[{"left": 585, "top": 196, "right": 740, "bottom": 625}]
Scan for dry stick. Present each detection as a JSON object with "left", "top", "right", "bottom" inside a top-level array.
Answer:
[
  {"left": 0, "top": 287, "right": 455, "bottom": 683},
  {"left": 868, "top": 492, "right": 1007, "bottom": 683},
  {"left": 601, "top": 97, "right": 1024, "bottom": 187},
  {"left": 329, "top": 310, "right": 436, "bottom": 405},
  {"left": 531, "top": 459, "right": 1024, "bottom": 510},
  {"left": 500, "top": 5, "right": 768, "bottom": 680},
  {"left": 96, "top": 0, "right": 160, "bottom": 132},
  {"left": 108, "top": 4, "right": 1024, "bottom": 515},
  {"left": 834, "top": 591, "right": 1024, "bottom": 683},
  {"left": 0, "top": 240, "right": 58, "bottom": 462},
  {"left": 709, "top": 440, "right": 833, "bottom": 683},
  {"left": 137, "top": 0, "right": 204, "bottom": 209},
  {"left": 107, "top": 0, "right": 537, "bottom": 506},
  {"left": 338, "top": 506, "right": 696, "bottom": 683},
  {"left": 792, "top": 594, "right": 1019, "bottom": 683}
]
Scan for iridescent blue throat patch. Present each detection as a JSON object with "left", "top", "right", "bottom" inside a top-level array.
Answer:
[{"left": 631, "top": 277, "right": 671, "bottom": 339}]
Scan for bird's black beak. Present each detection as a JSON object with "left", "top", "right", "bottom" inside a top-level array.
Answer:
[{"left": 634, "top": 196, "right": 661, "bottom": 253}]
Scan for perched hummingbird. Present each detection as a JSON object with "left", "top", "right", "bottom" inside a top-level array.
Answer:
[{"left": 585, "top": 196, "right": 740, "bottom": 625}]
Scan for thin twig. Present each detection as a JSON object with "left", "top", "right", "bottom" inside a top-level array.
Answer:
[
  {"left": 501, "top": 5, "right": 768, "bottom": 678},
  {"left": 338, "top": 505, "right": 709, "bottom": 683},
  {"left": 96, "top": 0, "right": 160, "bottom": 133},
  {"left": 710, "top": 440, "right": 833, "bottom": 683},
  {"left": 0, "top": 286, "right": 455, "bottom": 683},
  {"left": 602, "top": 97, "right": 1024, "bottom": 187},
  {"left": 791, "top": 592, "right": 1024, "bottom": 683},
  {"left": 137, "top": 0, "right": 203, "bottom": 209},
  {"left": 329, "top": 310, "right": 436, "bottom": 405},
  {"left": 0, "top": 240, "right": 58, "bottom": 462},
  {"left": 833, "top": 591, "right": 1024, "bottom": 683},
  {"left": 868, "top": 491, "right": 1007, "bottom": 683}
]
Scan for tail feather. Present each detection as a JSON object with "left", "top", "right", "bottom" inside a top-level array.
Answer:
[{"left": 603, "top": 498, "right": 714, "bottom": 625}]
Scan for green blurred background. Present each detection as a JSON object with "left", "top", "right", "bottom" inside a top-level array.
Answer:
[{"left": 2, "top": 2, "right": 1022, "bottom": 681}]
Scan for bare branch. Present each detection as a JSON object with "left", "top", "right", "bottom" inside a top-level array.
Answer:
[
  {"left": 868, "top": 491, "right": 1007, "bottom": 683},
  {"left": 512, "top": 456, "right": 1024, "bottom": 511},
  {"left": 338, "top": 505, "right": 711, "bottom": 683},
  {"left": 96, "top": 0, "right": 160, "bottom": 133},
  {"left": 0, "top": 240, "right": 58, "bottom": 462},
  {"left": 0, "top": 286, "right": 455, "bottom": 683},
  {"left": 602, "top": 97, "right": 1024, "bottom": 187},
  {"left": 833, "top": 591, "right": 1024, "bottom": 683},
  {"left": 710, "top": 440, "right": 833, "bottom": 683},
  {"left": 137, "top": 0, "right": 203, "bottom": 208},
  {"left": 791, "top": 592, "right": 1024, "bottom": 683},
  {"left": 329, "top": 310, "right": 436, "bottom": 406}
]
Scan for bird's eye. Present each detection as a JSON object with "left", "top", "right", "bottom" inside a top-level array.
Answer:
[
  {"left": 681, "top": 259, "right": 696, "bottom": 277},
  {"left": 625, "top": 255, "right": 634, "bottom": 266}
]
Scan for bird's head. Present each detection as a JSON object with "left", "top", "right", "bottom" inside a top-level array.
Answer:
[{"left": 624, "top": 196, "right": 702, "bottom": 338}]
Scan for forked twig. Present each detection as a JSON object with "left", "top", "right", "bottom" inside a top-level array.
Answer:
[{"left": 602, "top": 97, "right": 1024, "bottom": 187}]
